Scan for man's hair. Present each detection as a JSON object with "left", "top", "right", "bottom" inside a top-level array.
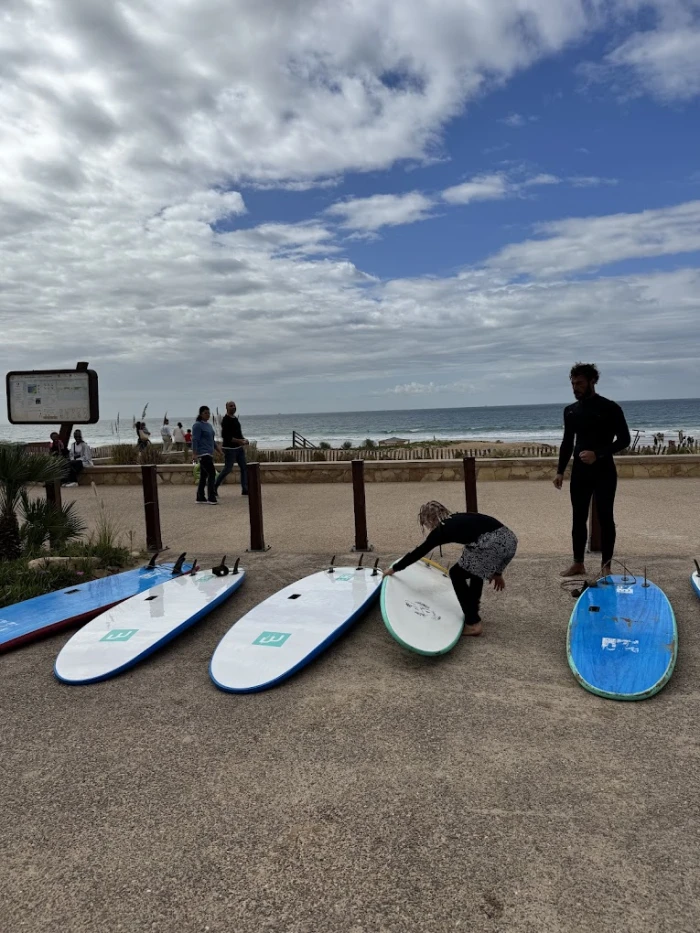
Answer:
[{"left": 570, "top": 362, "right": 600, "bottom": 384}]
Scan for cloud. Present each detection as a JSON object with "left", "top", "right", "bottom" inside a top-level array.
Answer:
[
  {"left": 500, "top": 113, "right": 538, "bottom": 127},
  {"left": 488, "top": 200, "right": 700, "bottom": 278},
  {"left": 522, "top": 174, "right": 562, "bottom": 187},
  {"left": 569, "top": 176, "right": 618, "bottom": 187},
  {"left": 603, "top": 27, "right": 700, "bottom": 102},
  {"left": 442, "top": 173, "right": 510, "bottom": 205},
  {"left": 383, "top": 381, "right": 473, "bottom": 395},
  {"left": 326, "top": 192, "right": 434, "bottom": 232}
]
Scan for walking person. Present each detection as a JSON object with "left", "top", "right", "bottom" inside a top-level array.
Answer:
[
  {"left": 172, "top": 422, "right": 185, "bottom": 450},
  {"left": 215, "top": 400, "right": 249, "bottom": 496},
  {"left": 554, "top": 363, "right": 631, "bottom": 577},
  {"left": 160, "top": 418, "right": 173, "bottom": 452},
  {"left": 192, "top": 406, "right": 220, "bottom": 504},
  {"left": 384, "top": 501, "right": 517, "bottom": 636},
  {"left": 62, "top": 430, "right": 94, "bottom": 487},
  {"left": 136, "top": 421, "right": 151, "bottom": 451}
]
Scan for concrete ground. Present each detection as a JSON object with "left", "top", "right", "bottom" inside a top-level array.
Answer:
[{"left": 2, "top": 479, "right": 700, "bottom": 932}]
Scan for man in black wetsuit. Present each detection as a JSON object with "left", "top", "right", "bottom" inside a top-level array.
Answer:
[{"left": 554, "top": 363, "right": 631, "bottom": 577}]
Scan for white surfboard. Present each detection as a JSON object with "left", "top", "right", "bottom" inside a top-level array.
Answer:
[
  {"left": 209, "top": 566, "right": 381, "bottom": 693},
  {"left": 55, "top": 564, "right": 245, "bottom": 684},
  {"left": 381, "top": 558, "right": 464, "bottom": 655}
]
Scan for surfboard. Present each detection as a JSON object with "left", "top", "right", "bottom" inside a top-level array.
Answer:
[
  {"left": 209, "top": 565, "right": 381, "bottom": 693},
  {"left": 0, "top": 554, "right": 191, "bottom": 654},
  {"left": 381, "top": 558, "right": 464, "bottom": 656},
  {"left": 567, "top": 573, "right": 677, "bottom": 701},
  {"left": 54, "top": 561, "right": 245, "bottom": 684},
  {"left": 692, "top": 560, "right": 700, "bottom": 601}
]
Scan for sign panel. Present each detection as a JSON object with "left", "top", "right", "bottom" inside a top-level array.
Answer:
[{"left": 6, "top": 369, "right": 99, "bottom": 424}]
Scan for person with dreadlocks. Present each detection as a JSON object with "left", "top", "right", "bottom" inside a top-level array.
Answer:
[{"left": 384, "top": 502, "right": 518, "bottom": 636}]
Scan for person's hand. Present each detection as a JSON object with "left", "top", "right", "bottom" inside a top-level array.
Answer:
[
  {"left": 490, "top": 574, "right": 505, "bottom": 591},
  {"left": 579, "top": 450, "right": 597, "bottom": 465},
  {"left": 244, "top": 439, "right": 250, "bottom": 446},
  {"left": 553, "top": 473, "right": 564, "bottom": 490},
  {"left": 382, "top": 568, "right": 395, "bottom": 578}
]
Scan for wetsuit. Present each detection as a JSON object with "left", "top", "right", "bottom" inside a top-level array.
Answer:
[
  {"left": 394, "top": 513, "right": 508, "bottom": 625},
  {"left": 557, "top": 394, "right": 631, "bottom": 566}
]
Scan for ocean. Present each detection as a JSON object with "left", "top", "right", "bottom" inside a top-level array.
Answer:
[{"left": 1, "top": 398, "right": 698, "bottom": 449}]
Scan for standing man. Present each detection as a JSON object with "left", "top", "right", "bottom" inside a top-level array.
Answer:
[
  {"left": 554, "top": 363, "right": 630, "bottom": 577},
  {"left": 160, "top": 418, "right": 173, "bottom": 452},
  {"left": 215, "top": 400, "right": 249, "bottom": 496}
]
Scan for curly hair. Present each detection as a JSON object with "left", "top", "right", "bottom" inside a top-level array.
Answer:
[
  {"left": 569, "top": 362, "right": 600, "bottom": 384},
  {"left": 418, "top": 501, "right": 452, "bottom": 533}
]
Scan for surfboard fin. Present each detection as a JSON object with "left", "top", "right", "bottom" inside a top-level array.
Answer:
[
  {"left": 189, "top": 560, "right": 199, "bottom": 575},
  {"left": 171, "top": 552, "right": 187, "bottom": 575},
  {"left": 212, "top": 556, "right": 230, "bottom": 577},
  {"left": 146, "top": 551, "right": 162, "bottom": 569},
  {"left": 372, "top": 558, "right": 380, "bottom": 576},
  {"left": 327, "top": 555, "right": 336, "bottom": 573},
  {"left": 356, "top": 553, "right": 364, "bottom": 570},
  {"left": 232, "top": 558, "right": 241, "bottom": 575},
  {"left": 694, "top": 558, "right": 700, "bottom": 576}
]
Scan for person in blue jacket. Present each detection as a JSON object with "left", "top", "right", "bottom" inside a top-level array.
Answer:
[{"left": 192, "top": 405, "right": 221, "bottom": 504}]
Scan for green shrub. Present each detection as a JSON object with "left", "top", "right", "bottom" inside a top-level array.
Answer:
[
  {"left": 341, "top": 441, "right": 353, "bottom": 450},
  {"left": 19, "top": 493, "right": 86, "bottom": 555},
  {"left": 311, "top": 451, "right": 327, "bottom": 461},
  {"left": 140, "top": 445, "right": 165, "bottom": 465},
  {"left": 362, "top": 438, "right": 376, "bottom": 449},
  {"left": 319, "top": 441, "right": 331, "bottom": 450},
  {"left": 110, "top": 443, "right": 140, "bottom": 465}
]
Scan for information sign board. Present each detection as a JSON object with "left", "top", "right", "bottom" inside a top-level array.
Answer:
[{"left": 6, "top": 369, "right": 99, "bottom": 424}]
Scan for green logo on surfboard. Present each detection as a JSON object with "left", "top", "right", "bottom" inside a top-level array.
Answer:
[
  {"left": 253, "top": 631, "right": 291, "bottom": 647},
  {"left": 100, "top": 629, "right": 138, "bottom": 643}
]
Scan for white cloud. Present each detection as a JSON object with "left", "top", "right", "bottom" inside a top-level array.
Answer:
[
  {"left": 604, "top": 27, "right": 700, "bottom": 101},
  {"left": 500, "top": 113, "right": 538, "bottom": 127},
  {"left": 384, "top": 381, "right": 473, "bottom": 395},
  {"left": 569, "top": 176, "right": 618, "bottom": 187},
  {"left": 489, "top": 200, "right": 700, "bottom": 278},
  {"left": 522, "top": 174, "right": 562, "bottom": 187},
  {"left": 326, "top": 192, "right": 434, "bottom": 231},
  {"left": 442, "top": 173, "right": 510, "bottom": 205}
]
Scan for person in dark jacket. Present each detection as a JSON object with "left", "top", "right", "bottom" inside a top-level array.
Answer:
[
  {"left": 192, "top": 405, "right": 220, "bottom": 504},
  {"left": 384, "top": 501, "right": 518, "bottom": 636},
  {"left": 554, "top": 363, "right": 631, "bottom": 578},
  {"left": 214, "top": 400, "right": 249, "bottom": 495}
]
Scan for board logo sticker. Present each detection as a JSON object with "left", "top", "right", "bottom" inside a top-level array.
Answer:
[
  {"left": 616, "top": 586, "right": 633, "bottom": 594},
  {"left": 601, "top": 637, "right": 639, "bottom": 653},
  {"left": 334, "top": 573, "right": 354, "bottom": 582},
  {"left": 253, "top": 631, "right": 291, "bottom": 647},
  {"left": 405, "top": 600, "right": 441, "bottom": 621},
  {"left": 100, "top": 629, "right": 139, "bottom": 643},
  {"left": 0, "top": 619, "right": 19, "bottom": 632}
]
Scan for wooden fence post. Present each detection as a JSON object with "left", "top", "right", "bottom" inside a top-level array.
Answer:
[
  {"left": 351, "top": 459, "right": 371, "bottom": 551},
  {"left": 141, "top": 464, "right": 163, "bottom": 552},
  {"left": 247, "top": 462, "right": 269, "bottom": 551},
  {"left": 463, "top": 457, "right": 478, "bottom": 513}
]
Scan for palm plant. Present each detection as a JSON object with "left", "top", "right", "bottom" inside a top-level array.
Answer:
[
  {"left": 0, "top": 444, "right": 67, "bottom": 561},
  {"left": 19, "top": 492, "right": 86, "bottom": 555}
]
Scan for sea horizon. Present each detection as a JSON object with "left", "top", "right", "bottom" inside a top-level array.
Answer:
[{"left": 2, "top": 397, "right": 698, "bottom": 450}]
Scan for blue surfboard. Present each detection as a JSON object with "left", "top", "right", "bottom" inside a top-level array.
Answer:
[
  {"left": 0, "top": 554, "right": 191, "bottom": 653},
  {"left": 567, "top": 573, "right": 677, "bottom": 701},
  {"left": 692, "top": 560, "right": 700, "bottom": 601}
]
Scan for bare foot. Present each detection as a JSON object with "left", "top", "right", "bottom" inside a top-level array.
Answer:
[
  {"left": 463, "top": 622, "right": 483, "bottom": 637},
  {"left": 560, "top": 562, "right": 586, "bottom": 577}
]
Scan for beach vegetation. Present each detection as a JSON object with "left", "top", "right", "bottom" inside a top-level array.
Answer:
[
  {"left": 362, "top": 438, "right": 376, "bottom": 449},
  {"left": 0, "top": 444, "right": 68, "bottom": 562},
  {"left": 311, "top": 450, "right": 327, "bottom": 461},
  {"left": 19, "top": 493, "right": 86, "bottom": 555},
  {"left": 319, "top": 441, "right": 331, "bottom": 449},
  {"left": 341, "top": 441, "right": 353, "bottom": 450},
  {"left": 110, "top": 443, "right": 140, "bottom": 465},
  {"left": 140, "top": 444, "right": 165, "bottom": 465}
]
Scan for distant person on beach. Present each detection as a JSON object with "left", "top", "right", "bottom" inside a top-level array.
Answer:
[
  {"left": 215, "top": 400, "right": 249, "bottom": 496},
  {"left": 192, "top": 406, "right": 220, "bottom": 504},
  {"left": 184, "top": 427, "right": 192, "bottom": 448},
  {"left": 62, "top": 430, "right": 93, "bottom": 487},
  {"left": 172, "top": 422, "right": 185, "bottom": 450},
  {"left": 160, "top": 418, "right": 173, "bottom": 452},
  {"left": 384, "top": 501, "right": 517, "bottom": 636},
  {"left": 49, "top": 432, "right": 66, "bottom": 458},
  {"left": 135, "top": 421, "right": 151, "bottom": 451},
  {"left": 554, "top": 363, "right": 631, "bottom": 577}
]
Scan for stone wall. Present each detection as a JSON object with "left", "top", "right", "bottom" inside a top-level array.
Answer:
[{"left": 76, "top": 455, "right": 700, "bottom": 486}]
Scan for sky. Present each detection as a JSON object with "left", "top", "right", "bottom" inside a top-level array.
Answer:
[{"left": 1, "top": 0, "right": 700, "bottom": 418}]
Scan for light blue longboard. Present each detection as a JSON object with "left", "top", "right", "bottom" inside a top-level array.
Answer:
[
  {"left": 692, "top": 560, "right": 700, "bottom": 601},
  {"left": 0, "top": 554, "right": 191, "bottom": 654},
  {"left": 567, "top": 573, "right": 677, "bottom": 701}
]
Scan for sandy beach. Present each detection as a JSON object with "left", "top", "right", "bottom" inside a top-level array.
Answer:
[{"left": 3, "top": 478, "right": 700, "bottom": 933}]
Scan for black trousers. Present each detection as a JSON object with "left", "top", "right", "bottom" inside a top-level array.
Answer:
[
  {"left": 197, "top": 455, "right": 217, "bottom": 502},
  {"left": 66, "top": 460, "right": 84, "bottom": 483},
  {"left": 449, "top": 564, "right": 484, "bottom": 624},
  {"left": 570, "top": 461, "right": 618, "bottom": 566}
]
